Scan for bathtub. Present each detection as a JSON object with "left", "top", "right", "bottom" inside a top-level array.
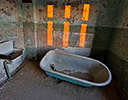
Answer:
[{"left": 40, "top": 50, "right": 112, "bottom": 87}]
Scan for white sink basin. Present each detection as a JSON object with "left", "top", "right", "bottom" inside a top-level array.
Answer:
[{"left": 0, "top": 40, "right": 13, "bottom": 55}]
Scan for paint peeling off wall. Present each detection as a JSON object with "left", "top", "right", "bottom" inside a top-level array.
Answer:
[{"left": 0, "top": 0, "right": 24, "bottom": 48}]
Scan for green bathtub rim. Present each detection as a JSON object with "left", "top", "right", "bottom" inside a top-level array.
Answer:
[{"left": 45, "top": 71, "right": 93, "bottom": 87}]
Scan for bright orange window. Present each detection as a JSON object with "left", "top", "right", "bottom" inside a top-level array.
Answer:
[
  {"left": 63, "top": 22, "right": 70, "bottom": 47},
  {"left": 79, "top": 24, "right": 87, "bottom": 47},
  {"left": 47, "top": 21, "right": 53, "bottom": 46},
  {"left": 65, "top": 5, "right": 71, "bottom": 18},
  {"left": 82, "top": 4, "right": 90, "bottom": 21},
  {"left": 47, "top": 5, "right": 53, "bottom": 18}
]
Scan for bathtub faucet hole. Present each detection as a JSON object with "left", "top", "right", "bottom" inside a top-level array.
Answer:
[{"left": 50, "top": 64, "right": 56, "bottom": 71}]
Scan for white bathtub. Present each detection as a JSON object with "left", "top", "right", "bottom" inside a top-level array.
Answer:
[{"left": 40, "top": 50, "right": 112, "bottom": 87}]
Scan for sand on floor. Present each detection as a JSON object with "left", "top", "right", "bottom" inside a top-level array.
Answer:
[{"left": 0, "top": 59, "right": 120, "bottom": 100}]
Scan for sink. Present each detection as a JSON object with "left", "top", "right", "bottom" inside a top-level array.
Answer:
[
  {"left": 0, "top": 48, "right": 23, "bottom": 60},
  {"left": 0, "top": 40, "right": 23, "bottom": 60},
  {"left": 0, "top": 40, "right": 23, "bottom": 79},
  {"left": 0, "top": 40, "right": 13, "bottom": 55}
]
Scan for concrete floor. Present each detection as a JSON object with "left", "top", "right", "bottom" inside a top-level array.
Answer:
[{"left": 0, "top": 59, "right": 121, "bottom": 100}]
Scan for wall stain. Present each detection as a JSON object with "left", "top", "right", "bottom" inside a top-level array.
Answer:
[
  {"left": 95, "top": 10, "right": 98, "bottom": 13},
  {"left": 14, "top": 4, "right": 16, "bottom": 8},
  {"left": 26, "top": 10, "right": 31, "bottom": 19},
  {"left": 26, "top": 14, "right": 31, "bottom": 19},
  {"left": 61, "top": 3, "right": 65, "bottom": 10},
  {"left": 60, "top": 14, "right": 63, "bottom": 18},
  {"left": 0, "top": 9, "right": 11, "bottom": 16},
  {"left": 17, "top": 16, "right": 22, "bottom": 23},
  {"left": 6, "top": 0, "right": 13, "bottom": 4},
  {"left": 76, "top": 7, "right": 79, "bottom": 11},
  {"left": 25, "top": 20, "right": 29, "bottom": 23},
  {"left": 38, "top": 9, "right": 43, "bottom": 13},
  {"left": 103, "top": 4, "right": 106, "bottom": 8},
  {"left": 27, "top": 6, "right": 29, "bottom": 9},
  {"left": 11, "top": 7, "right": 13, "bottom": 10}
]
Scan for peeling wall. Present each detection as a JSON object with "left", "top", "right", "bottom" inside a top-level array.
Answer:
[{"left": 0, "top": 0, "right": 24, "bottom": 48}]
